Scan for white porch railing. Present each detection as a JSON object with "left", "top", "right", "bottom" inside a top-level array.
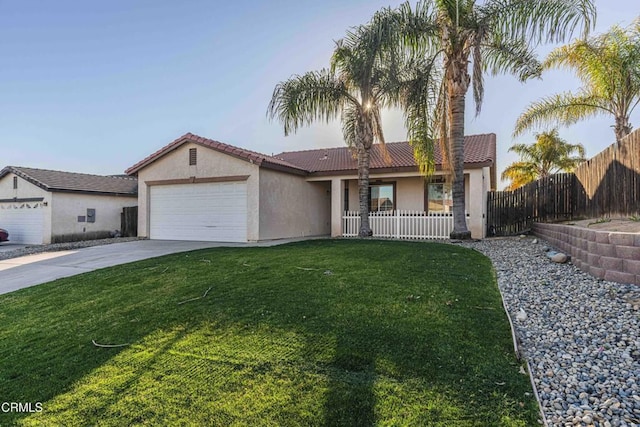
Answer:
[{"left": 342, "top": 210, "right": 455, "bottom": 240}]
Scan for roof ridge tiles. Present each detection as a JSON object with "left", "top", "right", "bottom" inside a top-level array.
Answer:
[
  {"left": 0, "top": 166, "right": 138, "bottom": 195},
  {"left": 9, "top": 165, "right": 128, "bottom": 178}
]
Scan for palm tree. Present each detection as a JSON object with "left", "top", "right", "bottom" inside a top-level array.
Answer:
[
  {"left": 501, "top": 129, "right": 586, "bottom": 190},
  {"left": 514, "top": 20, "right": 640, "bottom": 143},
  {"left": 382, "top": 0, "right": 596, "bottom": 239},
  {"left": 268, "top": 22, "right": 404, "bottom": 237}
]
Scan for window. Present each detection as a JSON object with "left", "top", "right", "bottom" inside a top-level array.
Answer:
[
  {"left": 369, "top": 183, "right": 394, "bottom": 212},
  {"left": 427, "top": 182, "right": 452, "bottom": 213},
  {"left": 13, "top": 177, "right": 18, "bottom": 189},
  {"left": 189, "top": 148, "right": 197, "bottom": 165}
]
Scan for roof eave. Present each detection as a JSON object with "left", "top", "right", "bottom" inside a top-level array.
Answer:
[
  {"left": 305, "top": 161, "right": 493, "bottom": 177},
  {"left": 260, "top": 162, "right": 308, "bottom": 176},
  {"left": 125, "top": 135, "right": 192, "bottom": 175},
  {"left": 1, "top": 167, "right": 51, "bottom": 192},
  {"left": 48, "top": 188, "right": 138, "bottom": 197},
  {"left": 125, "top": 135, "right": 308, "bottom": 176}
]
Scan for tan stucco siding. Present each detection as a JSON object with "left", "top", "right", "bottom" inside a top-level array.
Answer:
[
  {"left": 395, "top": 177, "right": 426, "bottom": 211},
  {"left": 51, "top": 192, "right": 137, "bottom": 242},
  {"left": 466, "top": 169, "right": 485, "bottom": 239},
  {"left": 0, "top": 173, "right": 49, "bottom": 200},
  {"left": 135, "top": 142, "right": 260, "bottom": 240},
  {"left": 258, "top": 168, "right": 330, "bottom": 240}
]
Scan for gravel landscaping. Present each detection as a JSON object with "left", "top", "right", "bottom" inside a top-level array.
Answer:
[{"left": 462, "top": 237, "right": 640, "bottom": 427}]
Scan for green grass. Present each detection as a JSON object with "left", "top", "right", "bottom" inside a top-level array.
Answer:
[{"left": 0, "top": 240, "right": 539, "bottom": 426}]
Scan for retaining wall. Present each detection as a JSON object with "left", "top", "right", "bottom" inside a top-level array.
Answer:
[{"left": 533, "top": 223, "right": 640, "bottom": 285}]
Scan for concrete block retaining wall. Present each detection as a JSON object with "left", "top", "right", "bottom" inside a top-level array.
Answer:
[{"left": 533, "top": 223, "right": 640, "bottom": 286}]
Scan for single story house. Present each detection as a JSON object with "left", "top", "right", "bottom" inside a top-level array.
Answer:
[
  {"left": 0, "top": 166, "right": 138, "bottom": 244},
  {"left": 126, "top": 132, "right": 496, "bottom": 242}
]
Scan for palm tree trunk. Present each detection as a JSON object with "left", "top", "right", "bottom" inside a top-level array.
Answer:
[
  {"left": 449, "top": 91, "right": 471, "bottom": 240},
  {"left": 357, "top": 144, "right": 373, "bottom": 237},
  {"left": 614, "top": 115, "right": 632, "bottom": 143}
]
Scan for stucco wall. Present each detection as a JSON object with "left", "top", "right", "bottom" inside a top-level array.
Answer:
[
  {"left": 258, "top": 168, "right": 330, "bottom": 240},
  {"left": 135, "top": 142, "right": 260, "bottom": 240},
  {"left": 0, "top": 173, "right": 53, "bottom": 243},
  {"left": 0, "top": 173, "right": 49, "bottom": 200},
  {"left": 466, "top": 169, "right": 485, "bottom": 239},
  {"left": 51, "top": 192, "right": 137, "bottom": 242}
]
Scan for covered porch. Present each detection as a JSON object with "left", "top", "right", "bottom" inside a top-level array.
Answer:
[{"left": 315, "top": 170, "right": 488, "bottom": 240}]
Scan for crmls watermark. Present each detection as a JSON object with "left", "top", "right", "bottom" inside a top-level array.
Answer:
[{"left": 1, "top": 402, "right": 43, "bottom": 413}]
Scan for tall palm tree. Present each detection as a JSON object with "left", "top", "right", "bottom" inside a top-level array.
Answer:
[
  {"left": 268, "top": 21, "right": 404, "bottom": 237},
  {"left": 514, "top": 21, "right": 640, "bottom": 143},
  {"left": 501, "top": 129, "right": 586, "bottom": 190},
  {"left": 383, "top": 0, "right": 596, "bottom": 239}
]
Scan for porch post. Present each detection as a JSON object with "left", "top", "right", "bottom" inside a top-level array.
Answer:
[{"left": 331, "top": 178, "right": 343, "bottom": 237}]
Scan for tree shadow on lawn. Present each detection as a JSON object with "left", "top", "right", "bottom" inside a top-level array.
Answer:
[{"left": 0, "top": 240, "right": 537, "bottom": 425}]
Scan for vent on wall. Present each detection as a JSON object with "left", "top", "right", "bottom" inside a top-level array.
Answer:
[{"left": 189, "top": 148, "right": 197, "bottom": 165}]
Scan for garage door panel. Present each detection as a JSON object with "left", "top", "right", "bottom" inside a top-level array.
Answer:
[
  {"left": 149, "top": 182, "right": 247, "bottom": 242},
  {"left": 0, "top": 202, "right": 45, "bottom": 244}
]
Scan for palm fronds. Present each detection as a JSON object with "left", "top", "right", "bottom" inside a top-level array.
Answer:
[
  {"left": 515, "top": 21, "right": 640, "bottom": 142},
  {"left": 502, "top": 129, "right": 586, "bottom": 189},
  {"left": 513, "top": 92, "right": 609, "bottom": 137}
]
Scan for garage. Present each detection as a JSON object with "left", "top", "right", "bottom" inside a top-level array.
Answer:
[
  {"left": 0, "top": 201, "right": 45, "bottom": 245},
  {"left": 149, "top": 181, "right": 248, "bottom": 242}
]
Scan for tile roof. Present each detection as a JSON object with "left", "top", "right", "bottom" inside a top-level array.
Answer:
[
  {"left": 125, "top": 132, "right": 496, "bottom": 177},
  {"left": 125, "top": 133, "right": 307, "bottom": 176},
  {"left": 275, "top": 133, "right": 496, "bottom": 174},
  {"left": 0, "top": 166, "right": 138, "bottom": 196}
]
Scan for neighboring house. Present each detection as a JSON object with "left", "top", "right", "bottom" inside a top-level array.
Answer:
[
  {"left": 0, "top": 166, "right": 138, "bottom": 244},
  {"left": 126, "top": 132, "right": 496, "bottom": 242}
]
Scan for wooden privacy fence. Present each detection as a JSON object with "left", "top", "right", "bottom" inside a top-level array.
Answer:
[
  {"left": 488, "top": 129, "right": 640, "bottom": 236},
  {"left": 343, "top": 210, "right": 454, "bottom": 240},
  {"left": 487, "top": 174, "right": 573, "bottom": 236},
  {"left": 573, "top": 130, "right": 640, "bottom": 218},
  {"left": 121, "top": 206, "right": 138, "bottom": 237}
]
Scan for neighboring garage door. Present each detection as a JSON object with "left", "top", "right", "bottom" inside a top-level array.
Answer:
[
  {"left": 149, "top": 181, "right": 248, "bottom": 242},
  {"left": 0, "top": 202, "right": 45, "bottom": 244}
]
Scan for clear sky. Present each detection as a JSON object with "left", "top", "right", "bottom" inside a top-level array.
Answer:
[{"left": 0, "top": 0, "right": 637, "bottom": 188}]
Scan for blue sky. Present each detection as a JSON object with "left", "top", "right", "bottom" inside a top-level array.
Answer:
[{"left": 0, "top": 0, "right": 637, "bottom": 187}]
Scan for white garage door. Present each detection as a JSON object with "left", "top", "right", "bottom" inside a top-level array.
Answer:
[
  {"left": 150, "top": 181, "right": 248, "bottom": 242},
  {"left": 0, "top": 202, "right": 45, "bottom": 245}
]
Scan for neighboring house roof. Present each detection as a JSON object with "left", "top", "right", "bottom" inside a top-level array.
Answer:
[
  {"left": 125, "top": 133, "right": 307, "bottom": 176},
  {"left": 274, "top": 134, "right": 496, "bottom": 175},
  {"left": 0, "top": 166, "right": 138, "bottom": 196}
]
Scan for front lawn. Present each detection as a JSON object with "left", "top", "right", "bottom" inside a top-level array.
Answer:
[{"left": 0, "top": 240, "right": 538, "bottom": 426}]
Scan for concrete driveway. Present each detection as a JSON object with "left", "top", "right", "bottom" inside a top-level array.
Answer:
[{"left": 0, "top": 239, "right": 283, "bottom": 296}]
